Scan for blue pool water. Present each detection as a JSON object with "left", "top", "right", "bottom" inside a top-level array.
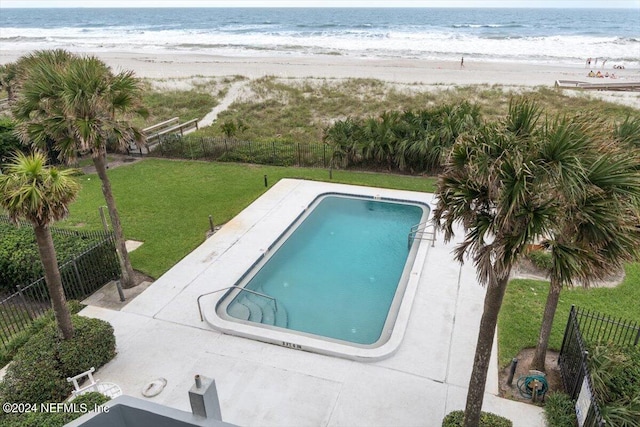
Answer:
[{"left": 223, "top": 194, "right": 426, "bottom": 345}]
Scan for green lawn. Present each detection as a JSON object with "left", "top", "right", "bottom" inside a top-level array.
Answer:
[
  {"left": 497, "top": 264, "right": 640, "bottom": 367},
  {"left": 64, "top": 158, "right": 436, "bottom": 278}
]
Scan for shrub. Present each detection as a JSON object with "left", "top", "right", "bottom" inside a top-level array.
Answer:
[
  {"left": 0, "top": 392, "right": 110, "bottom": 427},
  {"left": 0, "top": 316, "right": 116, "bottom": 405},
  {"left": 442, "top": 410, "right": 513, "bottom": 427},
  {"left": 544, "top": 392, "right": 577, "bottom": 427},
  {"left": 588, "top": 343, "right": 640, "bottom": 426},
  {"left": 0, "top": 221, "right": 111, "bottom": 293},
  {"left": 526, "top": 249, "right": 553, "bottom": 271},
  {"left": 0, "top": 301, "right": 84, "bottom": 366}
]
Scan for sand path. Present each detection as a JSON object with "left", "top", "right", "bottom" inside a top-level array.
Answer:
[{"left": 192, "top": 80, "right": 248, "bottom": 129}]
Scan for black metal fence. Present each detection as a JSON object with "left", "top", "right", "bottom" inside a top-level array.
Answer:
[
  {"left": 558, "top": 305, "right": 640, "bottom": 426},
  {"left": 147, "top": 134, "right": 334, "bottom": 168},
  {"left": 0, "top": 221, "right": 120, "bottom": 350}
]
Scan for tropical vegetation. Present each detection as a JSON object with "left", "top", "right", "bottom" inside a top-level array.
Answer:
[
  {"left": 323, "top": 102, "right": 481, "bottom": 173},
  {"left": 0, "top": 151, "right": 80, "bottom": 340},
  {"left": 7, "top": 49, "right": 147, "bottom": 288},
  {"left": 543, "top": 392, "right": 577, "bottom": 427},
  {"left": 432, "top": 98, "right": 640, "bottom": 426},
  {"left": 588, "top": 343, "right": 640, "bottom": 426}
]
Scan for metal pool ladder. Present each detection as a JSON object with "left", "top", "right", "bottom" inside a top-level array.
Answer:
[
  {"left": 408, "top": 221, "right": 436, "bottom": 248},
  {"left": 197, "top": 286, "right": 279, "bottom": 322}
]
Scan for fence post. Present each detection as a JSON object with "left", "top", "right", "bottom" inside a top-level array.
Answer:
[
  {"left": 323, "top": 145, "right": 326, "bottom": 168},
  {"left": 272, "top": 141, "right": 276, "bottom": 163},
  {"left": 559, "top": 305, "right": 575, "bottom": 358},
  {"left": 297, "top": 143, "right": 301, "bottom": 166},
  {"left": 16, "top": 284, "right": 35, "bottom": 322},
  {"left": 635, "top": 325, "right": 640, "bottom": 346},
  {"left": 99, "top": 206, "right": 109, "bottom": 232},
  {"left": 71, "top": 258, "right": 85, "bottom": 298}
]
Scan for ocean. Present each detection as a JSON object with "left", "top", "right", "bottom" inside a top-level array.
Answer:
[{"left": 1, "top": 7, "right": 639, "bottom": 67}]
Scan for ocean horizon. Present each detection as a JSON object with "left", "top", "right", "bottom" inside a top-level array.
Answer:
[{"left": 1, "top": 7, "right": 638, "bottom": 67}]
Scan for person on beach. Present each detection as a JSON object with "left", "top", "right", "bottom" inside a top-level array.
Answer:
[
  {"left": 460, "top": 56, "right": 464, "bottom": 68},
  {"left": 596, "top": 70, "right": 603, "bottom": 78},
  {"left": 586, "top": 57, "right": 591, "bottom": 67},
  {"left": 588, "top": 70, "right": 595, "bottom": 77}
]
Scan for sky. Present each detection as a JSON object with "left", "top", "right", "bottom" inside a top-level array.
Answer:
[{"left": 1, "top": 0, "right": 639, "bottom": 7}]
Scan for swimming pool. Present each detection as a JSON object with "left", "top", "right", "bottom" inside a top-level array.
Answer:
[{"left": 209, "top": 192, "right": 431, "bottom": 360}]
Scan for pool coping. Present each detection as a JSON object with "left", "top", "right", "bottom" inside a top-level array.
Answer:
[{"left": 199, "top": 183, "right": 435, "bottom": 361}]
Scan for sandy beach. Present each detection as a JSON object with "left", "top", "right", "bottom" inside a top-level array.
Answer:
[{"left": 2, "top": 50, "right": 640, "bottom": 108}]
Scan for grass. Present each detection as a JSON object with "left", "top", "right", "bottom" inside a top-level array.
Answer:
[
  {"left": 190, "top": 77, "right": 638, "bottom": 143},
  {"left": 63, "top": 158, "right": 436, "bottom": 278},
  {"left": 497, "top": 263, "right": 640, "bottom": 367}
]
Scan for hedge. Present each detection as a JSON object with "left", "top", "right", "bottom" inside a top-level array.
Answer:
[
  {"left": 544, "top": 392, "right": 577, "bottom": 427},
  {"left": 0, "top": 221, "right": 107, "bottom": 293},
  {"left": 0, "top": 300, "right": 84, "bottom": 367},
  {"left": 442, "top": 410, "right": 513, "bottom": 427},
  {"left": 0, "top": 316, "right": 116, "bottom": 405},
  {"left": 0, "top": 392, "right": 110, "bottom": 427}
]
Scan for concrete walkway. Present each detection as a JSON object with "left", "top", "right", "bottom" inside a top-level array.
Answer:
[{"left": 79, "top": 179, "right": 545, "bottom": 427}]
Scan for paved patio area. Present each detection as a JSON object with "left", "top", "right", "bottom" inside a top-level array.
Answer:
[{"left": 79, "top": 179, "right": 545, "bottom": 427}]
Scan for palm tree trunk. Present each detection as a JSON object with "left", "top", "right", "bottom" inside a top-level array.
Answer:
[
  {"left": 463, "top": 274, "right": 510, "bottom": 427},
  {"left": 33, "top": 224, "right": 74, "bottom": 340},
  {"left": 93, "top": 149, "right": 135, "bottom": 288},
  {"left": 531, "top": 278, "right": 562, "bottom": 372}
]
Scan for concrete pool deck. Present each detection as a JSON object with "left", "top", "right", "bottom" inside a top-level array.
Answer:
[{"left": 79, "top": 179, "right": 545, "bottom": 427}]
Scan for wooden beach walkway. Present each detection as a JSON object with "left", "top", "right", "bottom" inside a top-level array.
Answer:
[{"left": 555, "top": 80, "right": 640, "bottom": 92}]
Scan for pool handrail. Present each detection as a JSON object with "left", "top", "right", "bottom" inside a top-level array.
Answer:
[
  {"left": 408, "top": 221, "right": 436, "bottom": 248},
  {"left": 197, "top": 286, "right": 278, "bottom": 322}
]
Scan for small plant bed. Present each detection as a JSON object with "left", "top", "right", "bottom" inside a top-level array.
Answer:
[
  {"left": 499, "top": 348, "right": 562, "bottom": 404},
  {"left": 0, "top": 315, "right": 116, "bottom": 406},
  {"left": 0, "top": 392, "right": 110, "bottom": 427},
  {"left": 0, "top": 301, "right": 84, "bottom": 367},
  {"left": 442, "top": 410, "right": 512, "bottom": 427}
]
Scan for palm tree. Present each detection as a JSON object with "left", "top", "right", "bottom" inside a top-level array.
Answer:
[
  {"left": 0, "top": 151, "right": 80, "bottom": 339},
  {"left": 11, "top": 50, "right": 146, "bottom": 288},
  {"left": 530, "top": 118, "right": 640, "bottom": 371},
  {"left": 434, "top": 98, "right": 562, "bottom": 426},
  {"left": 435, "top": 99, "right": 640, "bottom": 425}
]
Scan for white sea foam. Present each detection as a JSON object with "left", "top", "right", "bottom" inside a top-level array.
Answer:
[{"left": 1, "top": 7, "right": 638, "bottom": 67}]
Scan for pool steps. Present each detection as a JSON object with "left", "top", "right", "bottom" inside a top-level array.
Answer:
[{"left": 230, "top": 291, "right": 288, "bottom": 328}]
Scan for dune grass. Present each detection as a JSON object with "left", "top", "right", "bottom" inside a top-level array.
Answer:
[
  {"left": 63, "top": 158, "right": 436, "bottom": 278},
  {"left": 193, "top": 77, "right": 638, "bottom": 143}
]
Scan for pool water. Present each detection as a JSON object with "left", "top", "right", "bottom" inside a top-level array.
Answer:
[{"left": 223, "top": 195, "right": 426, "bottom": 345}]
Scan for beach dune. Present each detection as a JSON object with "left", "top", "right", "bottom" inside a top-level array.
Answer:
[{"left": 1, "top": 51, "right": 639, "bottom": 108}]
